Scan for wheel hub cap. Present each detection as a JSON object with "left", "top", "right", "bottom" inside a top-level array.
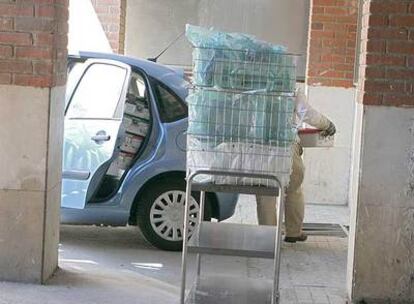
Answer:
[{"left": 150, "top": 190, "right": 200, "bottom": 242}]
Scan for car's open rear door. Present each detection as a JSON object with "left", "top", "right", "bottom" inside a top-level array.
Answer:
[{"left": 61, "top": 59, "right": 131, "bottom": 209}]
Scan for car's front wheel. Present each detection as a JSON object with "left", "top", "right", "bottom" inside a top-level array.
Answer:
[{"left": 136, "top": 177, "right": 211, "bottom": 251}]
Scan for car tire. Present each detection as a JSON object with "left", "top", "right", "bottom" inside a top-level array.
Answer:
[{"left": 136, "top": 177, "right": 212, "bottom": 251}]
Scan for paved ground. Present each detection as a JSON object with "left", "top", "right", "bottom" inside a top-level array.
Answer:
[
  {"left": 232, "top": 195, "right": 349, "bottom": 226},
  {"left": 0, "top": 198, "right": 349, "bottom": 304}
]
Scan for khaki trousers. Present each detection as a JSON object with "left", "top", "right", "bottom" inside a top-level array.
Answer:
[{"left": 256, "top": 143, "right": 305, "bottom": 237}]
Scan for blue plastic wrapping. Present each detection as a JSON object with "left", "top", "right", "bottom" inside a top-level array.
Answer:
[
  {"left": 187, "top": 89, "right": 296, "bottom": 147},
  {"left": 186, "top": 24, "right": 297, "bottom": 92}
]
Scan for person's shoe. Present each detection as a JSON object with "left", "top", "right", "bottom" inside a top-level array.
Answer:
[{"left": 284, "top": 233, "right": 308, "bottom": 243}]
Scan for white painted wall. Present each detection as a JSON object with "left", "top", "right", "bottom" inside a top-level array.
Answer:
[
  {"left": 303, "top": 86, "right": 357, "bottom": 205},
  {"left": 125, "top": 0, "right": 310, "bottom": 77},
  {"left": 68, "top": 0, "right": 112, "bottom": 54}
]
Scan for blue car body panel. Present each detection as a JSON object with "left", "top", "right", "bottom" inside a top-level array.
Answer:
[{"left": 61, "top": 51, "right": 238, "bottom": 225}]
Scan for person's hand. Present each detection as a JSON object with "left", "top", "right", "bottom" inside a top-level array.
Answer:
[{"left": 321, "top": 121, "right": 336, "bottom": 137}]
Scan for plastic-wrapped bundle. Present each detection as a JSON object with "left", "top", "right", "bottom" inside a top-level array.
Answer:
[
  {"left": 187, "top": 89, "right": 296, "bottom": 147},
  {"left": 186, "top": 24, "right": 297, "bottom": 92},
  {"left": 187, "top": 139, "right": 293, "bottom": 187}
]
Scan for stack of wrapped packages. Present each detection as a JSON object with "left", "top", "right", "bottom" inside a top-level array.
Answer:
[{"left": 186, "top": 25, "right": 298, "bottom": 188}]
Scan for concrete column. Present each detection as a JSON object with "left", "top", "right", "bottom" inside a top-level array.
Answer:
[
  {"left": 0, "top": 0, "right": 68, "bottom": 283},
  {"left": 304, "top": 0, "right": 358, "bottom": 206},
  {"left": 348, "top": 0, "right": 414, "bottom": 302}
]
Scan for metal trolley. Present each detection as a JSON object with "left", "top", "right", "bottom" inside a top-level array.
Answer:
[
  {"left": 180, "top": 47, "right": 298, "bottom": 304},
  {"left": 181, "top": 171, "right": 284, "bottom": 304}
]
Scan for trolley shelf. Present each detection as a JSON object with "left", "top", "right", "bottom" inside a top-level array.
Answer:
[
  {"left": 188, "top": 222, "right": 276, "bottom": 259},
  {"left": 192, "top": 182, "right": 279, "bottom": 196},
  {"left": 185, "top": 275, "right": 273, "bottom": 304}
]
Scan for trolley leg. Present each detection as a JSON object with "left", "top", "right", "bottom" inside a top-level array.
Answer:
[
  {"left": 180, "top": 178, "right": 193, "bottom": 304},
  {"left": 196, "top": 191, "right": 205, "bottom": 277},
  {"left": 272, "top": 188, "right": 285, "bottom": 304}
]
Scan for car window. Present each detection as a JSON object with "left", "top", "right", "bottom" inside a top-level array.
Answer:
[
  {"left": 153, "top": 80, "right": 187, "bottom": 123},
  {"left": 65, "top": 61, "right": 84, "bottom": 109},
  {"left": 66, "top": 63, "right": 128, "bottom": 119},
  {"left": 127, "top": 72, "right": 148, "bottom": 104}
]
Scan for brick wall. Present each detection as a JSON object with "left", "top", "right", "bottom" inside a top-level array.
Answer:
[
  {"left": 91, "top": 0, "right": 126, "bottom": 54},
  {"left": 0, "top": 0, "right": 68, "bottom": 87},
  {"left": 359, "top": 0, "right": 414, "bottom": 106},
  {"left": 307, "top": 0, "right": 358, "bottom": 88}
]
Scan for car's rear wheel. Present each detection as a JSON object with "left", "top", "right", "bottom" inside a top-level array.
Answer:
[{"left": 136, "top": 177, "right": 212, "bottom": 251}]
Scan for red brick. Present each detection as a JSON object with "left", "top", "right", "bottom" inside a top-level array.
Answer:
[
  {"left": 334, "top": 63, "right": 354, "bottom": 72},
  {"left": 365, "top": 80, "right": 405, "bottom": 93},
  {"left": 345, "top": 56, "right": 355, "bottom": 64},
  {"left": 0, "top": 45, "right": 13, "bottom": 58},
  {"left": 321, "top": 54, "right": 347, "bottom": 63},
  {"left": 33, "top": 0, "right": 56, "bottom": 4},
  {"left": 309, "top": 62, "right": 334, "bottom": 71},
  {"left": 345, "top": 72, "right": 355, "bottom": 79},
  {"left": 347, "top": 39, "right": 356, "bottom": 48},
  {"left": 0, "top": 72, "right": 11, "bottom": 84},
  {"left": 313, "top": 0, "right": 336, "bottom": 6},
  {"left": 321, "top": 70, "right": 347, "bottom": 78},
  {"left": 311, "top": 23, "right": 324, "bottom": 30},
  {"left": 383, "top": 94, "right": 414, "bottom": 107},
  {"left": 15, "top": 17, "right": 55, "bottom": 32},
  {"left": 363, "top": 93, "right": 383, "bottom": 105},
  {"left": 386, "top": 68, "right": 414, "bottom": 80},
  {"left": 366, "top": 54, "right": 406, "bottom": 66},
  {"left": 325, "top": 7, "right": 350, "bottom": 15},
  {"left": 16, "top": 47, "right": 52, "bottom": 59},
  {"left": 0, "top": 17, "right": 13, "bottom": 31},
  {"left": 35, "top": 5, "right": 55, "bottom": 18},
  {"left": 369, "top": 15, "right": 388, "bottom": 27},
  {"left": 370, "top": 2, "right": 408, "bottom": 15},
  {"left": 0, "top": 60, "right": 32, "bottom": 74},
  {"left": 311, "top": 31, "right": 335, "bottom": 39},
  {"left": 14, "top": 74, "right": 52, "bottom": 87},
  {"left": 388, "top": 41, "right": 414, "bottom": 55},
  {"left": 336, "top": 15, "right": 358, "bottom": 24},
  {"left": 365, "top": 66, "right": 386, "bottom": 79},
  {"left": 366, "top": 40, "right": 386, "bottom": 53},
  {"left": 407, "top": 56, "right": 414, "bottom": 67},
  {"left": 347, "top": 24, "right": 357, "bottom": 33},
  {"left": 0, "top": 4, "right": 34, "bottom": 17},
  {"left": 313, "top": 7, "right": 325, "bottom": 15},
  {"left": 33, "top": 61, "right": 53, "bottom": 75},
  {"left": 94, "top": 5, "right": 109, "bottom": 14},
  {"left": 313, "top": 15, "right": 336, "bottom": 23},
  {"left": 33, "top": 33, "right": 54, "bottom": 46},
  {"left": 0, "top": 32, "right": 32, "bottom": 46},
  {"left": 109, "top": 6, "right": 120, "bottom": 15},
  {"left": 389, "top": 15, "right": 414, "bottom": 27},
  {"left": 331, "top": 79, "right": 354, "bottom": 88},
  {"left": 324, "top": 23, "right": 347, "bottom": 32},
  {"left": 368, "top": 28, "right": 408, "bottom": 40}
]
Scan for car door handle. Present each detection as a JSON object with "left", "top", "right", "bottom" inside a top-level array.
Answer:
[{"left": 91, "top": 134, "right": 111, "bottom": 142}]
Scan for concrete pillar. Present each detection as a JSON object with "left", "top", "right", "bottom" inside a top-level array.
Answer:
[
  {"left": 305, "top": 0, "right": 358, "bottom": 205},
  {"left": 0, "top": 0, "right": 68, "bottom": 283},
  {"left": 348, "top": 0, "right": 414, "bottom": 302}
]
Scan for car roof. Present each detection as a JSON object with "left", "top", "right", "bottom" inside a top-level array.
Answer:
[{"left": 70, "top": 51, "right": 189, "bottom": 101}]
